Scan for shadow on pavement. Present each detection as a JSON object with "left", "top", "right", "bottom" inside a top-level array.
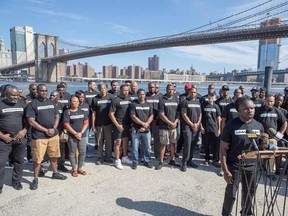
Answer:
[{"left": 116, "top": 197, "right": 211, "bottom": 216}]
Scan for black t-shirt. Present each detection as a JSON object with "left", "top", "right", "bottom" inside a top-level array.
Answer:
[
  {"left": 221, "top": 118, "right": 264, "bottom": 168},
  {"left": 222, "top": 103, "right": 239, "bottom": 124},
  {"left": 129, "top": 92, "right": 138, "bottom": 102},
  {"left": 201, "top": 103, "right": 221, "bottom": 133},
  {"left": 179, "top": 98, "right": 201, "bottom": 126},
  {"left": 146, "top": 92, "right": 162, "bottom": 118},
  {"left": 252, "top": 98, "right": 264, "bottom": 115},
  {"left": 79, "top": 102, "right": 90, "bottom": 115},
  {"left": 91, "top": 94, "right": 112, "bottom": 126},
  {"left": 55, "top": 102, "right": 65, "bottom": 128},
  {"left": 130, "top": 100, "right": 153, "bottom": 131},
  {"left": 254, "top": 106, "right": 286, "bottom": 133},
  {"left": 110, "top": 95, "right": 132, "bottom": 126},
  {"left": 63, "top": 109, "right": 88, "bottom": 135},
  {"left": 0, "top": 99, "right": 26, "bottom": 137},
  {"left": 215, "top": 97, "right": 233, "bottom": 113},
  {"left": 26, "top": 93, "right": 37, "bottom": 103},
  {"left": 26, "top": 98, "right": 59, "bottom": 139},
  {"left": 84, "top": 90, "right": 98, "bottom": 107},
  {"left": 108, "top": 89, "right": 119, "bottom": 98},
  {"left": 58, "top": 92, "right": 71, "bottom": 107},
  {"left": 158, "top": 95, "right": 179, "bottom": 130}
]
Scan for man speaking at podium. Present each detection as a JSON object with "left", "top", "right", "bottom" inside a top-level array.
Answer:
[{"left": 220, "top": 97, "right": 264, "bottom": 216}]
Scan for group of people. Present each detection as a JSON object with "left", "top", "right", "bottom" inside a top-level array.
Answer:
[{"left": 0, "top": 80, "right": 287, "bottom": 215}]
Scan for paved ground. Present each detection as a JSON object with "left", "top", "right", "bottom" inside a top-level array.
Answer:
[{"left": 0, "top": 147, "right": 287, "bottom": 216}]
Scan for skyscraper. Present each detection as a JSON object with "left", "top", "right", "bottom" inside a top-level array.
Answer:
[
  {"left": 0, "top": 37, "right": 12, "bottom": 68},
  {"left": 10, "top": 26, "right": 34, "bottom": 65},
  {"left": 148, "top": 55, "right": 159, "bottom": 71},
  {"left": 257, "top": 18, "right": 281, "bottom": 71}
]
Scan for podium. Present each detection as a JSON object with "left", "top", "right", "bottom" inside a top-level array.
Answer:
[{"left": 235, "top": 150, "right": 288, "bottom": 216}]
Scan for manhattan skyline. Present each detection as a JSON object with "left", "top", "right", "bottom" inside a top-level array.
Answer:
[{"left": 1, "top": 0, "right": 288, "bottom": 74}]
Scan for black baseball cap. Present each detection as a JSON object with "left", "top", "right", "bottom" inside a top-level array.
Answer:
[
  {"left": 221, "top": 85, "right": 229, "bottom": 90},
  {"left": 250, "top": 86, "right": 259, "bottom": 92}
]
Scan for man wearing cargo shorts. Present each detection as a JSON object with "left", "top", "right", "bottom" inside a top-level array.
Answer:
[
  {"left": 155, "top": 84, "right": 180, "bottom": 170},
  {"left": 26, "top": 84, "right": 67, "bottom": 190}
]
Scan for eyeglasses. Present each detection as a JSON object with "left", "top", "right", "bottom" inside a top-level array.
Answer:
[
  {"left": 50, "top": 94, "right": 57, "bottom": 97},
  {"left": 39, "top": 90, "right": 48, "bottom": 92}
]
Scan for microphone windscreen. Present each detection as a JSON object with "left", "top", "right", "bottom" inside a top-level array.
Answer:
[
  {"left": 268, "top": 128, "right": 277, "bottom": 137},
  {"left": 246, "top": 129, "right": 257, "bottom": 139}
]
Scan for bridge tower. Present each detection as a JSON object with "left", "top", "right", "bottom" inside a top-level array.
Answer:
[{"left": 34, "top": 33, "right": 59, "bottom": 82}]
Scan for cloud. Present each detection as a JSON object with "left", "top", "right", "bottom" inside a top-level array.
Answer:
[
  {"left": 111, "top": 24, "right": 138, "bottom": 35},
  {"left": 171, "top": 41, "right": 258, "bottom": 68},
  {"left": 25, "top": 7, "right": 88, "bottom": 21}
]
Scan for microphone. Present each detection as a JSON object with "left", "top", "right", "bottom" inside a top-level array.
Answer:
[
  {"left": 246, "top": 129, "right": 259, "bottom": 151},
  {"left": 267, "top": 128, "right": 288, "bottom": 143}
]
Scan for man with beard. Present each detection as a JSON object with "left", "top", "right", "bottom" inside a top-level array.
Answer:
[
  {"left": 250, "top": 86, "right": 264, "bottom": 115},
  {"left": 179, "top": 86, "right": 202, "bottom": 172},
  {"left": 92, "top": 82, "right": 113, "bottom": 165},
  {"left": 155, "top": 84, "right": 180, "bottom": 170},
  {"left": 146, "top": 82, "right": 162, "bottom": 159},
  {"left": 0, "top": 86, "right": 28, "bottom": 193},
  {"left": 27, "top": 84, "right": 67, "bottom": 190},
  {"left": 109, "top": 84, "right": 133, "bottom": 169},
  {"left": 108, "top": 80, "right": 119, "bottom": 98},
  {"left": 84, "top": 80, "right": 98, "bottom": 107}
]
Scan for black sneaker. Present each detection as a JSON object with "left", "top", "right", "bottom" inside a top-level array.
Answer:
[
  {"left": 155, "top": 162, "right": 163, "bottom": 170},
  {"left": 52, "top": 172, "right": 67, "bottom": 180},
  {"left": 181, "top": 164, "right": 187, "bottom": 172},
  {"left": 212, "top": 161, "right": 221, "bottom": 168},
  {"left": 187, "top": 161, "right": 198, "bottom": 168},
  {"left": 131, "top": 163, "right": 137, "bottom": 170},
  {"left": 168, "top": 160, "right": 181, "bottom": 167},
  {"left": 143, "top": 161, "right": 153, "bottom": 169},
  {"left": 12, "top": 182, "right": 23, "bottom": 191},
  {"left": 30, "top": 178, "right": 38, "bottom": 190},
  {"left": 58, "top": 165, "right": 69, "bottom": 173}
]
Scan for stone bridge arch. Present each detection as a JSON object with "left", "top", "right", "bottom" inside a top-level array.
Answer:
[{"left": 34, "top": 33, "right": 59, "bottom": 82}]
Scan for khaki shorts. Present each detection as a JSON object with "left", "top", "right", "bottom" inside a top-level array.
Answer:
[
  {"left": 159, "top": 129, "right": 178, "bottom": 145},
  {"left": 32, "top": 135, "right": 60, "bottom": 163}
]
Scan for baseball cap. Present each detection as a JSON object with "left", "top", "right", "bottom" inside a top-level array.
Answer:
[
  {"left": 250, "top": 86, "right": 259, "bottom": 92},
  {"left": 184, "top": 84, "right": 192, "bottom": 90},
  {"left": 221, "top": 85, "right": 229, "bottom": 90}
]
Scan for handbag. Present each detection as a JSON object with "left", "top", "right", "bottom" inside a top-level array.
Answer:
[{"left": 59, "top": 129, "right": 69, "bottom": 142}]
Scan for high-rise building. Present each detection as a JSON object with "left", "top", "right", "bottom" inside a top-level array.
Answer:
[
  {"left": 127, "top": 65, "right": 136, "bottom": 79},
  {"left": 0, "top": 37, "right": 12, "bottom": 68},
  {"left": 135, "top": 66, "right": 143, "bottom": 79},
  {"left": 148, "top": 55, "right": 159, "bottom": 71},
  {"left": 10, "top": 26, "right": 34, "bottom": 65},
  {"left": 257, "top": 18, "right": 281, "bottom": 71},
  {"left": 103, "top": 65, "right": 112, "bottom": 78},
  {"left": 111, "top": 66, "right": 119, "bottom": 78}
]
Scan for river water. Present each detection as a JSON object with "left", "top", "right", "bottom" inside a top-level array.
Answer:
[{"left": 0, "top": 81, "right": 286, "bottom": 96}]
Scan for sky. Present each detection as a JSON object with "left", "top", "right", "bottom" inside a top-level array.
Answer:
[{"left": 1, "top": 0, "right": 288, "bottom": 74}]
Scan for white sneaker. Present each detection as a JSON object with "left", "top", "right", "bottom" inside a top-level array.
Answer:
[
  {"left": 115, "top": 159, "right": 123, "bottom": 170},
  {"left": 122, "top": 156, "right": 133, "bottom": 165},
  {"left": 219, "top": 169, "right": 224, "bottom": 176}
]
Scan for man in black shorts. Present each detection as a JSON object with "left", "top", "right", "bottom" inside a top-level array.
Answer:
[
  {"left": 0, "top": 86, "right": 28, "bottom": 193},
  {"left": 220, "top": 97, "right": 264, "bottom": 216},
  {"left": 26, "top": 84, "right": 67, "bottom": 190},
  {"left": 109, "top": 84, "right": 132, "bottom": 170}
]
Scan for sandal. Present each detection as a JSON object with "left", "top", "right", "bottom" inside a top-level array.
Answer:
[
  {"left": 77, "top": 169, "right": 87, "bottom": 175},
  {"left": 71, "top": 170, "right": 78, "bottom": 177}
]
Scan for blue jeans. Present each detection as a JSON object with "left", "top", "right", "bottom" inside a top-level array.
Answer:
[{"left": 131, "top": 128, "right": 151, "bottom": 164}]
